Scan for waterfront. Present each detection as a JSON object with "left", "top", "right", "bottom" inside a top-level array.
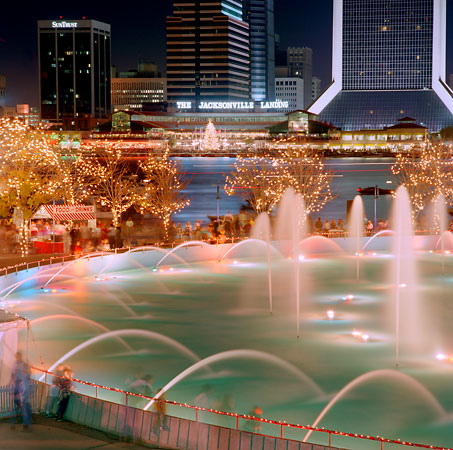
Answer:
[{"left": 174, "top": 157, "right": 396, "bottom": 225}]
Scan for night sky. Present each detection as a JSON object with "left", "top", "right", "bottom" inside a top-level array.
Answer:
[{"left": 1, "top": 1, "right": 452, "bottom": 106}]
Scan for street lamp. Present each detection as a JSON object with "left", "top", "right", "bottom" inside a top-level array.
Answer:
[
  {"left": 357, "top": 185, "right": 394, "bottom": 228},
  {"left": 216, "top": 184, "right": 220, "bottom": 222}
]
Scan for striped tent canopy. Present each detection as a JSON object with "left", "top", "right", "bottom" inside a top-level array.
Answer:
[{"left": 42, "top": 205, "right": 96, "bottom": 221}]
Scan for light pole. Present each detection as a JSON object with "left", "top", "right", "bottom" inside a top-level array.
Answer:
[{"left": 216, "top": 185, "right": 220, "bottom": 222}]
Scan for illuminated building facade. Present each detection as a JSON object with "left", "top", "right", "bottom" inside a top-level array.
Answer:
[
  {"left": 310, "top": 0, "right": 453, "bottom": 132},
  {"left": 244, "top": 0, "right": 275, "bottom": 101},
  {"left": 111, "top": 78, "right": 166, "bottom": 111},
  {"left": 38, "top": 19, "right": 111, "bottom": 123},
  {"left": 166, "top": 0, "right": 250, "bottom": 104}
]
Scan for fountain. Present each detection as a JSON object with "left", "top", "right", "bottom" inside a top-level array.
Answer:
[
  {"left": 2, "top": 188, "right": 453, "bottom": 448},
  {"left": 348, "top": 195, "right": 364, "bottom": 280},
  {"left": 251, "top": 214, "right": 273, "bottom": 314}
]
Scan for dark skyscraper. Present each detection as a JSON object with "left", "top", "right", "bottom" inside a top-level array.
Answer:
[
  {"left": 166, "top": 0, "right": 250, "bottom": 105},
  {"left": 310, "top": 0, "right": 453, "bottom": 132},
  {"left": 287, "top": 47, "right": 312, "bottom": 108},
  {"left": 244, "top": 0, "right": 275, "bottom": 101},
  {"left": 38, "top": 19, "right": 111, "bottom": 123}
]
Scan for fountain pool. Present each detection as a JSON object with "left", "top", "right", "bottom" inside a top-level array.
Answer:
[{"left": 2, "top": 201, "right": 453, "bottom": 449}]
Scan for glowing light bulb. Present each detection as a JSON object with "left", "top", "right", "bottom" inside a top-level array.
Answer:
[
  {"left": 233, "top": 261, "right": 239, "bottom": 265},
  {"left": 327, "top": 310, "right": 335, "bottom": 320},
  {"left": 352, "top": 330, "right": 362, "bottom": 337},
  {"left": 362, "top": 334, "right": 370, "bottom": 342},
  {"left": 399, "top": 283, "right": 407, "bottom": 288},
  {"left": 436, "top": 353, "right": 447, "bottom": 361},
  {"left": 298, "top": 255, "right": 305, "bottom": 262}
]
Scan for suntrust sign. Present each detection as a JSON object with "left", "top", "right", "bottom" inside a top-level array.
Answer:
[
  {"left": 176, "top": 100, "right": 289, "bottom": 111},
  {"left": 52, "top": 21, "right": 78, "bottom": 28}
]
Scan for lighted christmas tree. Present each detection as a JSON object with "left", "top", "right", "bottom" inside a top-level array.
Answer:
[{"left": 202, "top": 119, "right": 220, "bottom": 152}]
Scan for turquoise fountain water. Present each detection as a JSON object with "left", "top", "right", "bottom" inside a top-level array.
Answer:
[{"left": 3, "top": 190, "right": 453, "bottom": 449}]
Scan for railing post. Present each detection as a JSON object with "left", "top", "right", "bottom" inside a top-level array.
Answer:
[
  {"left": 280, "top": 424, "right": 284, "bottom": 439},
  {"left": 195, "top": 409, "right": 198, "bottom": 422},
  {"left": 328, "top": 432, "right": 331, "bottom": 447},
  {"left": 380, "top": 441, "right": 383, "bottom": 450},
  {"left": 95, "top": 386, "right": 98, "bottom": 399},
  {"left": 236, "top": 415, "right": 239, "bottom": 430},
  {"left": 125, "top": 393, "right": 128, "bottom": 406},
  {"left": 15, "top": 266, "right": 18, "bottom": 275}
]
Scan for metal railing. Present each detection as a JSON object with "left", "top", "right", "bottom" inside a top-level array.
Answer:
[{"left": 29, "top": 366, "right": 451, "bottom": 450}]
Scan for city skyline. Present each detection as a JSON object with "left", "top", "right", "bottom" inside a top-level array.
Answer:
[
  {"left": 1, "top": 1, "right": 329, "bottom": 106},
  {"left": 1, "top": 1, "right": 453, "bottom": 107}
]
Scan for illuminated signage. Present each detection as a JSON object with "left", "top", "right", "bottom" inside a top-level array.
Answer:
[
  {"left": 52, "top": 21, "right": 78, "bottom": 28},
  {"left": 175, "top": 100, "right": 290, "bottom": 111},
  {"left": 260, "top": 101, "right": 289, "bottom": 109},
  {"left": 199, "top": 101, "right": 254, "bottom": 110},
  {"left": 177, "top": 102, "right": 192, "bottom": 109}
]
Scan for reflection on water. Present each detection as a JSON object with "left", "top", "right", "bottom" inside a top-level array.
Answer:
[{"left": 173, "top": 157, "right": 395, "bottom": 224}]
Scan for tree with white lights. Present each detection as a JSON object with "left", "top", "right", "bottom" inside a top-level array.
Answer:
[
  {"left": 138, "top": 150, "right": 190, "bottom": 240},
  {"left": 0, "top": 118, "right": 63, "bottom": 255},
  {"left": 202, "top": 119, "right": 220, "bottom": 152}
]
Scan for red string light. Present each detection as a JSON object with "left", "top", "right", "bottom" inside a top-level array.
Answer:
[{"left": 30, "top": 365, "right": 452, "bottom": 450}]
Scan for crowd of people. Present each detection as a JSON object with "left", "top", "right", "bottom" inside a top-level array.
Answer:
[{"left": 1, "top": 212, "right": 453, "bottom": 257}]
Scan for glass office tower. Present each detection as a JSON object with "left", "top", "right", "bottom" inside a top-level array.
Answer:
[
  {"left": 38, "top": 19, "right": 111, "bottom": 123},
  {"left": 244, "top": 0, "right": 275, "bottom": 101},
  {"left": 166, "top": 0, "right": 250, "bottom": 104},
  {"left": 310, "top": 0, "right": 453, "bottom": 132}
]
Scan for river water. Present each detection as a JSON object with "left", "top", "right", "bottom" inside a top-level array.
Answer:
[{"left": 173, "top": 157, "right": 396, "bottom": 225}]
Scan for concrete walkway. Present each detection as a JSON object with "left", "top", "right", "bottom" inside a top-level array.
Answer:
[{"left": 0, "top": 416, "right": 157, "bottom": 450}]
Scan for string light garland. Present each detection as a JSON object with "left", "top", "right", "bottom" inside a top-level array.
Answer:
[
  {"left": 225, "top": 147, "right": 334, "bottom": 215},
  {"left": 391, "top": 142, "right": 453, "bottom": 217},
  {"left": 27, "top": 365, "right": 453, "bottom": 450},
  {"left": 76, "top": 141, "right": 141, "bottom": 226},
  {"left": 137, "top": 148, "right": 190, "bottom": 240},
  {"left": 224, "top": 156, "right": 290, "bottom": 214},
  {"left": 0, "top": 118, "right": 66, "bottom": 256}
]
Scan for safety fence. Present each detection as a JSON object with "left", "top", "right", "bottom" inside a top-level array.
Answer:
[
  {"left": 26, "top": 367, "right": 452, "bottom": 450},
  {"left": 0, "top": 381, "right": 40, "bottom": 418}
]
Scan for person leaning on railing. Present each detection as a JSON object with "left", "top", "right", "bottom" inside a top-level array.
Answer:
[{"left": 55, "top": 367, "right": 73, "bottom": 422}]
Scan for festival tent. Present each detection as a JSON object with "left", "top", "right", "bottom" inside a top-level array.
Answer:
[{"left": 32, "top": 205, "right": 96, "bottom": 221}]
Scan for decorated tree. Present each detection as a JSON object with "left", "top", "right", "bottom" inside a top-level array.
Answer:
[
  {"left": 138, "top": 150, "right": 190, "bottom": 240},
  {"left": 278, "top": 147, "right": 334, "bottom": 214},
  {"left": 80, "top": 143, "right": 140, "bottom": 226},
  {"left": 55, "top": 147, "right": 98, "bottom": 205},
  {"left": 224, "top": 156, "right": 289, "bottom": 214},
  {"left": 202, "top": 119, "right": 220, "bottom": 152},
  {"left": 0, "top": 118, "right": 63, "bottom": 255},
  {"left": 391, "top": 144, "right": 453, "bottom": 217}
]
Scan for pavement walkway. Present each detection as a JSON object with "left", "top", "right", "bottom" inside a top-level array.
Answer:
[{"left": 0, "top": 415, "right": 157, "bottom": 450}]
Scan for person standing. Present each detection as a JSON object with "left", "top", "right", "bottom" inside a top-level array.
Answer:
[
  {"left": 55, "top": 368, "right": 73, "bottom": 421},
  {"left": 9, "top": 352, "right": 31, "bottom": 430}
]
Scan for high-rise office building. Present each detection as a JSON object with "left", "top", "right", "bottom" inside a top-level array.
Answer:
[
  {"left": 166, "top": 0, "right": 250, "bottom": 105},
  {"left": 38, "top": 19, "right": 111, "bottom": 123},
  {"left": 275, "top": 77, "right": 304, "bottom": 111},
  {"left": 287, "top": 47, "right": 312, "bottom": 108},
  {"left": 111, "top": 78, "right": 166, "bottom": 111},
  {"left": 244, "top": 0, "right": 275, "bottom": 101},
  {"left": 310, "top": 0, "right": 453, "bottom": 132}
]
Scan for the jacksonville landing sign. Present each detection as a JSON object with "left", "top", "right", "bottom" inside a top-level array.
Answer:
[{"left": 176, "top": 100, "right": 289, "bottom": 111}]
